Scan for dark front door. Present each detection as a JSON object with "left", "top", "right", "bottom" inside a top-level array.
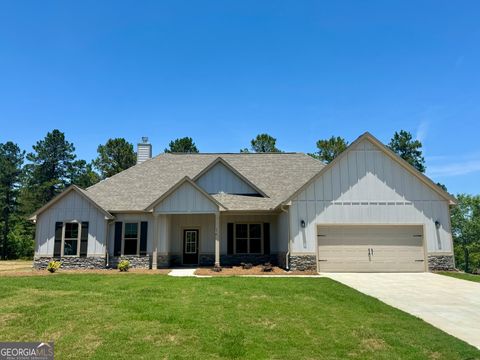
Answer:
[{"left": 183, "top": 229, "right": 199, "bottom": 265}]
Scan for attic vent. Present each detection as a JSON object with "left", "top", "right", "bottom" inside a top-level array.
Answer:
[{"left": 137, "top": 137, "right": 152, "bottom": 164}]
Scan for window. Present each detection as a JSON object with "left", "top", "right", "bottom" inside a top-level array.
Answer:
[
  {"left": 123, "top": 223, "right": 139, "bottom": 255},
  {"left": 235, "top": 224, "right": 262, "bottom": 254},
  {"left": 63, "top": 223, "right": 80, "bottom": 256},
  {"left": 184, "top": 230, "right": 197, "bottom": 254}
]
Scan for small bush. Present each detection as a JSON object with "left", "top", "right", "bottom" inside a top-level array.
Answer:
[
  {"left": 118, "top": 259, "right": 130, "bottom": 272},
  {"left": 47, "top": 261, "right": 61, "bottom": 273}
]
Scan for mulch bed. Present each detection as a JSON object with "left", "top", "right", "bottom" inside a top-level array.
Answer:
[{"left": 195, "top": 265, "right": 318, "bottom": 276}]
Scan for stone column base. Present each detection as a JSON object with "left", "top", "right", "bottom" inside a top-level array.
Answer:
[
  {"left": 428, "top": 255, "right": 455, "bottom": 271},
  {"left": 288, "top": 254, "right": 317, "bottom": 271}
]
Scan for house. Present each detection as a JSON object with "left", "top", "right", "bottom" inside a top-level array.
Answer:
[{"left": 30, "top": 132, "right": 456, "bottom": 272}]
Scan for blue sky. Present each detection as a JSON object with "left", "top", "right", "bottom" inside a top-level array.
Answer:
[{"left": 0, "top": 1, "right": 479, "bottom": 194}]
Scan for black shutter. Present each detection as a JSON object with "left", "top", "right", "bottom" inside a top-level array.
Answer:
[
  {"left": 227, "top": 223, "right": 234, "bottom": 255},
  {"left": 53, "top": 222, "right": 62, "bottom": 257},
  {"left": 263, "top": 223, "right": 270, "bottom": 255},
  {"left": 80, "top": 222, "right": 89, "bottom": 257},
  {"left": 140, "top": 222, "right": 148, "bottom": 255},
  {"left": 114, "top": 222, "right": 123, "bottom": 256}
]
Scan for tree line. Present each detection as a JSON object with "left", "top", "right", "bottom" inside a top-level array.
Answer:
[{"left": 0, "top": 129, "right": 478, "bottom": 273}]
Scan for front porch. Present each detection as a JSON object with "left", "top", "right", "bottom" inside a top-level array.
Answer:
[{"left": 149, "top": 212, "right": 284, "bottom": 269}]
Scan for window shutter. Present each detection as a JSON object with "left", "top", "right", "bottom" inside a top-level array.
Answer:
[
  {"left": 114, "top": 222, "right": 123, "bottom": 256},
  {"left": 227, "top": 223, "right": 234, "bottom": 255},
  {"left": 53, "top": 222, "right": 62, "bottom": 257},
  {"left": 263, "top": 223, "right": 270, "bottom": 255},
  {"left": 140, "top": 222, "right": 148, "bottom": 256},
  {"left": 80, "top": 222, "right": 89, "bottom": 257}
]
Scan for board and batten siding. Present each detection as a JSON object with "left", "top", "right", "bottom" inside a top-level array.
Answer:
[
  {"left": 35, "top": 191, "right": 108, "bottom": 256},
  {"left": 154, "top": 182, "right": 219, "bottom": 214},
  {"left": 169, "top": 214, "right": 215, "bottom": 254},
  {"left": 195, "top": 162, "right": 257, "bottom": 195},
  {"left": 107, "top": 213, "right": 154, "bottom": 255},
  {"left": 220, "top": 214, "right": 279, "bottom": 253},
  {"left": 289, "top": 139, "right": 453, "bottom": 254}
]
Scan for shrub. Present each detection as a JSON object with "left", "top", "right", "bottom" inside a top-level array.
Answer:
[
  {"left": 118, "top": 259, "right": 130, "bottom": 272},
  {"left": 47, "top": 261, "right": 61, "bottom": 273},
  {"left": 241, "top": 262, "right": 253, "bottom": 270}
]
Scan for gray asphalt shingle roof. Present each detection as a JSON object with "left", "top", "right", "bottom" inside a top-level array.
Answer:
[{"left": 85, "top": 153, "right": 324, "bottom": 212}]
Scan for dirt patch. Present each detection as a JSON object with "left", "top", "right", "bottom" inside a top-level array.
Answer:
[
  {"left": 195, "top": 265, "right": 318, "bottom": 276},
  {"left": 361, "top": 338, "right": 387, "bottom": 351}
]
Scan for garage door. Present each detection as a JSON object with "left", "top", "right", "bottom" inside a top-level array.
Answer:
[{"left": 317, "top": 225, "right": 425, "bottom": 272}]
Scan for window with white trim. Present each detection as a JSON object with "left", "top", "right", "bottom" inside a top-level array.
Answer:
[
  {"left": 123, "top": 222, "right": 139, "bottom": 255},
  {"left": 63, "top": 222, "right": 80, "bottom": 256},
  {"left": 235, "top": 223, "right": 262, "bottom": 254}
]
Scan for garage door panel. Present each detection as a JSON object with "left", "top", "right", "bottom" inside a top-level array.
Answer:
[{"left": 317, "top": 225, "right": 425, "bottom": 272}]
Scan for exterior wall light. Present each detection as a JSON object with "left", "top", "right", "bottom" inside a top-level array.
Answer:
[
  {"left": 435, "top": 220, "right": 441, "bottom": 229},
  {"left": 300, "top": 220, "right": 306, "bottom": 228}
]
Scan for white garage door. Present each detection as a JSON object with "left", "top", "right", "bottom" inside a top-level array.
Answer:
[{"left": 317, "top": 225, "right": 426, "bottom": 272}]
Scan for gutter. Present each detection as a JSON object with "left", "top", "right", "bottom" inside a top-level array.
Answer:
[{"left": 280, "top": 204, "right": 291, "bottom": 270}]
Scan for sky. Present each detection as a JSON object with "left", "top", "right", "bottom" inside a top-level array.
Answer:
[{"left": 0, "top": 1, "right": 479, "bottom": 195}]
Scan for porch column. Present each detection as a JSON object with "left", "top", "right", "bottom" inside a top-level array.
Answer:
[
  {"left": 152, "top": 213, "right": 159, "bottom": 269},
  {"left": 215, "top": 212, "right": 220, "bottom": 267}
]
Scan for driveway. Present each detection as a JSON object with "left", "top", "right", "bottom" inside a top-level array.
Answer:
[{"left": 323, "top": 272, "right": 480, "bottom": 349}]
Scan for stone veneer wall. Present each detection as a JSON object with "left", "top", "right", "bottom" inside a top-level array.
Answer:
[
  {"left": 33, "top": 257, "right": 106, "bottom": 270},
  {"left": 288, "top": 254, "right": 317, "bottom": 271},
  {"left": 220, "top": 254, "right": 278, "bottom": 266},
  {"left": 109, "top": 255, "right": 151, "bottom": 269},
  {"left": 428, "top": 255, "right": 455, "bottom": 271}
]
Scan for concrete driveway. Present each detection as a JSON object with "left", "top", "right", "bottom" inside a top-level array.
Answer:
[{"left": 323, "top": 272, "right": 480, "bottom": 349}]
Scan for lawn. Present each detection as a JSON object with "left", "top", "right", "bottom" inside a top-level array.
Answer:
[
  {"left": 439, "top": 271, "right": 480, "bottom": 283},
  {"left": 0, "top": 274, "right": 478, "bottom": 360}
]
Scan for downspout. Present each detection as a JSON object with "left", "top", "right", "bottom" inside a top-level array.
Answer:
[{"left": 280, "top": 204, "right": 291, "bottom": 271}]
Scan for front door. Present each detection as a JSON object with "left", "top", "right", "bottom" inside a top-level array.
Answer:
[{"left": 183, "top": 229, "right": 199, "bottom": 265}]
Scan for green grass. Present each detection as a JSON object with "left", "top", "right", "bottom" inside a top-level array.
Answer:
[
  {"left": 439, "top": 271, "right": 480, "bottom": 283},
  {"left": 0, "top": 275, "right": 478, "bottom": 359}
]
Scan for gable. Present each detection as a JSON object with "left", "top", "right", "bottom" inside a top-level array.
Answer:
[
  {"left": 154, "top": 181, "right": 220, "bottom": 213},
  {"left": 30, "top": 185, "right": 113, "bottom": 221},
  {"left": 296, "top": 138, "right": 445, "bottom": 203},
  {"left": 195, "top": 161, "right": 259, "bottom": 195}
]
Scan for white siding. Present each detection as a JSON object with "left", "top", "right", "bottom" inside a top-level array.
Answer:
[
  {"left": 195, "top": 162, "right": 258, "bottom": 195},
  {"left": 154, "top": 182, "right": 219, "bottom": 214},
  {"left": 276, "top": 210, "right": 289, "bottom": 253},
  {"left": 169, "top": 214, "right": 216, "bottom": 254},
  {"left": 220, "top": 214, "right": 279, "bottom": 253},
  {"left": 35, "top": 191, "right": 108, "bottom": 257},
  {"left": 289, "top": 139, "right": 453, "bottom": 254},
  {"left": 107, "top": 213, "right": 154, "bottom": 255}
]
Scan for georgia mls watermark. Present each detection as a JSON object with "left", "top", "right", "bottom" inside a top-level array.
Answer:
[{"left": 0, "top": 342, "right": 54, "bottom": 360}]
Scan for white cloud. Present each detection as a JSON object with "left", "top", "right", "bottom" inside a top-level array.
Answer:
[
  {"left": 415, "top": 120, "right": 429, "bottom": 143},
  {"left": 427, "top": 154, "right": 480, "bottom": 177}
]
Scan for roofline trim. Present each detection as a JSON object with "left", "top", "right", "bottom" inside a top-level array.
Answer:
[
  {"left": 29, "top": 185, "right": 114, "bottom": 221},
  {"left": 279, "top": 132, "right": 457, "bottom": 206},
  {"left": 144, "top": 176, "right": 227, "bottom": 211},
  {"left": 191, "top": 157, "right": 269, "bottom": 198}
]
